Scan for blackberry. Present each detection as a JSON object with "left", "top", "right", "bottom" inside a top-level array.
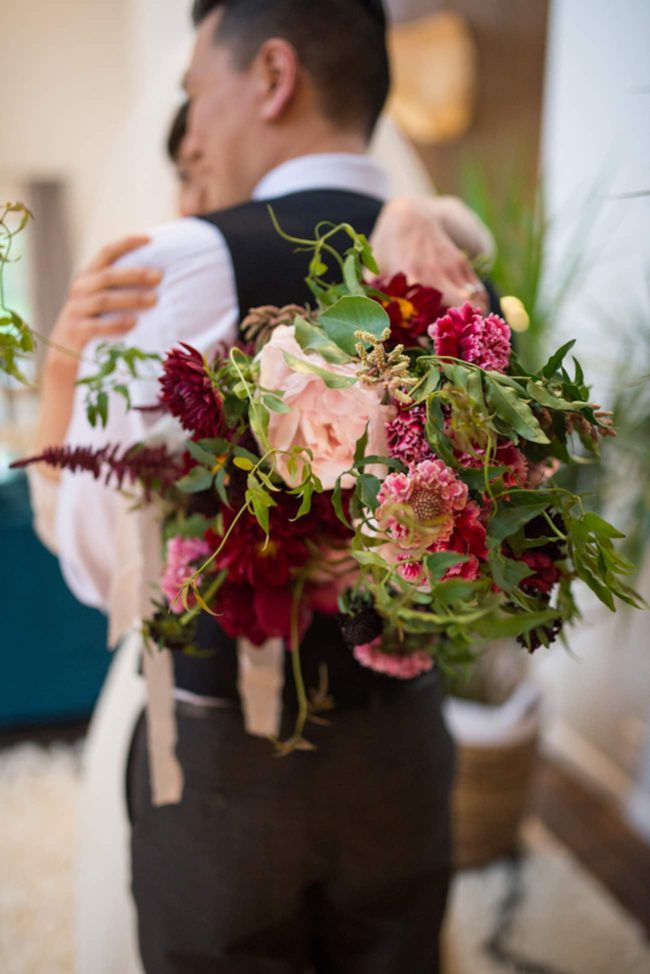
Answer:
[{"left": 338, "top": 605, "right": 383, "bottom": 647}]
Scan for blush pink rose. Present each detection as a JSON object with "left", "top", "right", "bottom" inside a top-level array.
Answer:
[{"left": 257, "top": 325, "right": 394, "bottom": 489}]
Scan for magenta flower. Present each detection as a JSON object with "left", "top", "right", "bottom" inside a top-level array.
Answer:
[
  {"left": 354, "top": 637, "right": 434, "bottom": 679},
  {"left": 376, "top": 457, "right": 468, "bottom": 551},
  {"left": 162, "top": 535, "right": 211, "bottom": 613},
  {"left": 159, "top": 343, "right": 225, "bottom": 438},
  {"left": 386, "top": 404, "right": 434, "bottom": 465},
  {"left": 429, "top": 303, "right": 511, "bottom": 372}
]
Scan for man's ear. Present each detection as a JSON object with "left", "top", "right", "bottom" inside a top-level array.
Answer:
[{"left": 254, "top": 38, "right": 300, "bottom": 121}]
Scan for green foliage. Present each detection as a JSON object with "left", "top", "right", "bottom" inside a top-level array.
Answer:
[
  {"left": 0, "top": 203, "right": 36, "bottom": 384},
  {"left": 77, "top": 342, "right": 162, "bottom": 427},
  {"left": 319, "top": 295, "right": 389, "bottom": 355},
  {"left": 460, "top": 161, "right": 599, "bottom": 372}
]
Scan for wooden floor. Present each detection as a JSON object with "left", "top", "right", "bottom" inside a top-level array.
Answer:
[
  {"left": 2, "top": 723, "right": 649, "bottom": 934},
  {"left": 530, "top": 757, "right": 650, "bottom": 934}
]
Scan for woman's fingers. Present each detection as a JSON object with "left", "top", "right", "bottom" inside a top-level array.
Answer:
[
  {"left": 371, "top": 197, "right": 489, "bottom": 312},
  {"left": 85, "top": 234, "right": 151, "bottom": 272},
  {"left": 70, "top": 264, "right": 162, "bottom": 296},
  {"left": 74, "top": 288, "right": 158, "bottom": 316},
  {"left": 73, "top": 315, "right": 138, "bottom": 343}
]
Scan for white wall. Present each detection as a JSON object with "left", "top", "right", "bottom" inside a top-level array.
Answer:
[
  {"left": 0, "top": 0, "right": 192, "bottom": 264},
  {"left": 538, "top": 0, "right": 650, "bottom": 830},
  {"left": 0, "top": 0, "right": 132, "bottom": 256}
]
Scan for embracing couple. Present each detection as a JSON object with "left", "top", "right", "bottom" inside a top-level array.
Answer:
[{"left": 33, "top": 1, "right": 496, "bottom": 971}]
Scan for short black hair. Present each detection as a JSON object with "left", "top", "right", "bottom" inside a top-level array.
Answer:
[
  {"left": 191, "top": 0, "right": 390, "bottom": 138},
  {"left": 166, "top": 101, "right": 189, "bottom": 163}
]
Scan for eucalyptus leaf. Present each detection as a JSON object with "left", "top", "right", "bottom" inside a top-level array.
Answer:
[
  {"left": 487, "top": 494, "right": 563, "bottom": 546},
  {"left": 582, "top": 512, "right": 626, "bottom": 540},
  {"left": 282, "top": 351, "right": 357, "bottom": 388},
  {"left": 319, "top": 295, "right": 389, "bottom": 355},
  {"left": 541, "top": 339, "right": 576, "bottom": 378},
  {"left": 358, "top": 472, "right": 381, "bottom": 510},
  {"left": 294, "top": 317, "right": 351, "bottom": 364},
  {"left": 186, "top": 439, "right": 219, "bottom": 468},
  {"left": 176, "top": 467, "right": 215, "bottom": 494},
  {"left": 471, "top": 608, "right": 559, "bottom": 640},
  {"left": 424, "top": 551, "right": 471, "bottom": 581},
  {"left": 485, "top": 375, "right": 550, "bottom": 443}
]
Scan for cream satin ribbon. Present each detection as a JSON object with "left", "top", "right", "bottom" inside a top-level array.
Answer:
[{"left": 135, "top": 500, "right": 285, "bottom": 805}]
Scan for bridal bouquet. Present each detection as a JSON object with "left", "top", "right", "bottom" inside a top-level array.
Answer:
[{"left": 16, "top": 218, "right": 642, "bottom": 746}]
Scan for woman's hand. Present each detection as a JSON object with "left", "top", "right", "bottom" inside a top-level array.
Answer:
[
  {"left": 370, "top": 196, "right": 493, "bottom": 312},
  {"left": 46, "top": 235, "right": 161, "bottom": 371},
  {"left": 36, "top": 235, "right": 162, "bottom": 479}
]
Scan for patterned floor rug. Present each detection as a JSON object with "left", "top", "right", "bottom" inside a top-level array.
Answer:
[{"left": 1, "top": 741, "right": 649, "bottom": 974}]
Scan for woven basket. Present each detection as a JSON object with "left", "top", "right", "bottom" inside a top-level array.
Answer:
[{"left": 451, "top": 730, "right": 539, "bottom": 868}]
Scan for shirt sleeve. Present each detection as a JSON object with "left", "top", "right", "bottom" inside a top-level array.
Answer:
[{"left": 55, "top": 217, "right": 239, "bottom": 612}]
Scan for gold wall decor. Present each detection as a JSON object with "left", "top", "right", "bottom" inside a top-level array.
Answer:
[{"left": 387, "top": 11, "right": 478, "bottom": 144}]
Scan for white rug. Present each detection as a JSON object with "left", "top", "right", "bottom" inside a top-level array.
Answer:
[
  {"left": 0, "top": 743, "right": 80, "bottom": 974},
  {"left": 1, "top": 741, "right": 650, "bottom": 974}
]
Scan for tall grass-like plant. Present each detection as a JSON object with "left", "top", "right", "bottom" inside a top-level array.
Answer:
[{"left": 460, "top": 161, "right": 596, "bottom": 372}]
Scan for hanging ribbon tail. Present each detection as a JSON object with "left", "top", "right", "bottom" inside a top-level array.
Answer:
[
  {"left": 237, "top": 637, "right": 285, "bottom": 738},
  {"left": 137, "top": 502, "right": 184, "bottom": 806}
]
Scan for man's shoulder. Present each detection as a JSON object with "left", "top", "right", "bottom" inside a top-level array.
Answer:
[
  {"left": 198, "top": 189, "right": 384, "bottom": 252},
  {"left": 114, "top": 216, "right": 226, "bottom": 272},
  {"left": 200, "top": 188, "right": 384, "bottom": 225}
]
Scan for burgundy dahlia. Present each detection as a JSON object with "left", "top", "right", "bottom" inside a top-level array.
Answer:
[
  {"left": 159, "top": 343, "right": 225, "bottom": 438},
  {"left": 435, "top": 500, "right": 488, "bottom": 580},
  {"left": 373, "top": 273, "right": 443, "bottom": 345},
  {"left": 519, "top": 550, "right": 562, "bottom": 596},
  {"left": 214, "top": 581, "right": 312, "bottom": 646}
]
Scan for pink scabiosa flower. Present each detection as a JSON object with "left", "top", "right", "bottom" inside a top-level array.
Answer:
[
  {"left": 159, "top": 343, "right": 225, "bottom": 438},
  {"left": 354, "top": 637, "right": 434, "bottom": 679},
  {"left": 386, "top": 404, "right": 434, "bottom": 465},
  {"left": 429, "top": 303, "right": 511, "bottom": 372},
  {"left": 162, "top": 535, "right": 211, "bottom": 613},
  {"left": 376, "top": 457, "right": 468, "bottom": 551}
]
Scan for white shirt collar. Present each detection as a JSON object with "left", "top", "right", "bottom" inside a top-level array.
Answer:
[{"left": 251, "top": 153, "right": 390, "bottom": 203}]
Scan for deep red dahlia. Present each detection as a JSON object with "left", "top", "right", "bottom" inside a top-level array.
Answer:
[
  {"left": 208, "top": 509, "right": 309, "bottom": 589},
  {"left": 159, "top": 343, "right": 225, "bottom": 438},
  {"left": 429, "top": 303, "right": 511, "bottom": 372},
  {"left": 519, "top": 550, "right": 562, "bottom": 595},
  {"left": 214, "top": 581, "right": 312, "bottom": 646},
  {"left": 373, "top": 273, "right": 443, "bottom": 345},
  {"left": 307, "top": 490, "right": 354, "bottom": 542},
  {"left": 208, "top": 492, "right": 350, "bottom": 588},
  {"left": 432, "top": 500, "right": 488, "bottom": 580}
]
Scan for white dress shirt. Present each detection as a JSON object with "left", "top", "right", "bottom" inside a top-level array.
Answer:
[{"left": 56, "top": 153, "right": 390, "bottom": 610}]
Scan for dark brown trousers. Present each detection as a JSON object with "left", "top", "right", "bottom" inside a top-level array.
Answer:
[{"left": 127, "top": 677, "right": 455, "bottom": 973}]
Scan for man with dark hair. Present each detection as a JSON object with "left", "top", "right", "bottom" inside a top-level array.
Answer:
[
  {"left": 191, "top": 0, "right": 389, "bottom": 139},
  {"left": 55, "top": 3, "right": 458, "bottom": 970}
]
